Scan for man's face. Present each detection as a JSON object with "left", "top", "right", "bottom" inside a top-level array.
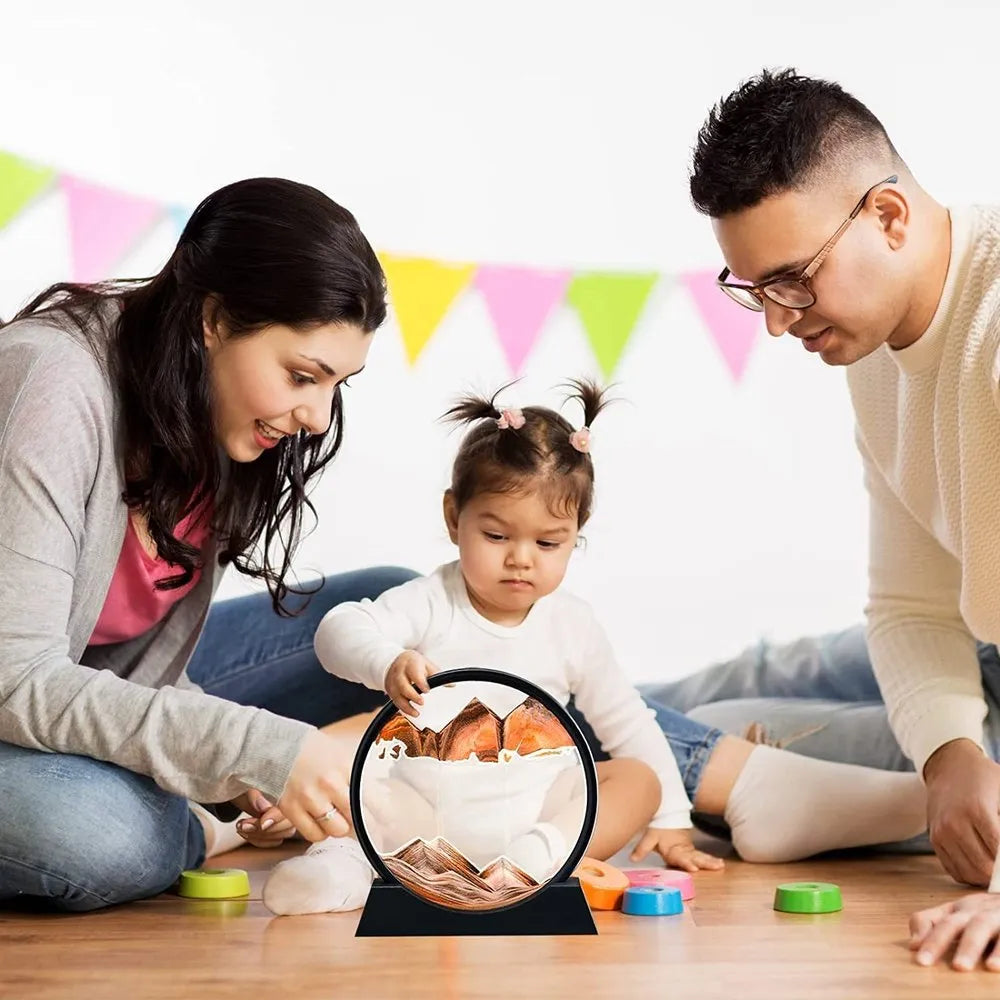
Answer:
[{"left": 712, "top": 182, "right": 909, "bottom": 367}]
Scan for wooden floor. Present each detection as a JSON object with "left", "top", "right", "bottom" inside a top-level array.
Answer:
[{"left": 4, "top": 840, "right": 1000, "bottom": 999}]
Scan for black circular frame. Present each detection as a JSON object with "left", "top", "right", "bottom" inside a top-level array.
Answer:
[{"left": 348, "top": 667, "right": 599, "bottom": 915}]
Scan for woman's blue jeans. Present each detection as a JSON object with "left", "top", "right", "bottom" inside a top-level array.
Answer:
[{"left": 0, "top": 566, "right": 415, "bottom": 911}]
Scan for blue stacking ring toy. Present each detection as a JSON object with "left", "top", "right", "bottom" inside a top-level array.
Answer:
[{"left": 622, "top": 885, "right": 683, "bottom": 916}]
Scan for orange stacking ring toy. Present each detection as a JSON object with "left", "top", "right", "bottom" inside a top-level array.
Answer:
[{"left": 572, "top": 857, "right": 630, "bottom": 910}]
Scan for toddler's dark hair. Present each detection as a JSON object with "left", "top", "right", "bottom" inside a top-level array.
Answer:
[{"left": 443, "top": 379, "right": 611, "bottom": 527}]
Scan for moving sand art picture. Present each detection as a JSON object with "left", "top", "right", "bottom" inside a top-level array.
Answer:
[{"left": 358, "top": 680, "right": 588, "bottom": 912}]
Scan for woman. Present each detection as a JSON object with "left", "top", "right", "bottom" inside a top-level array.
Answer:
[{"left": 0, "top": 177, "right": 413, "bottom": 911}]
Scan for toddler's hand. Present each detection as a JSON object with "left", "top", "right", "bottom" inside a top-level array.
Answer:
[
  {"left": 631, "top": 827, "right": 726, "bottom": 872},
  {"left": 910, "top": 892, "right": 1000, "bottom": 971},
  {"left": 385, "top": 650, "right": 436, "bottom": 717}
]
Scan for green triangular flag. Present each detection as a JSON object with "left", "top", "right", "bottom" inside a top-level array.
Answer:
[
  {"left": 0, "top": 151, "right": 56, "bottom": 230},
  {"left": 566, "top": 271, "right": 659, "bottom": 377}
]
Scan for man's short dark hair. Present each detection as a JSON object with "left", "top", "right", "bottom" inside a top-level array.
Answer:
[{"left": 689, "top": 68, "right": 900, "bottom": 218}]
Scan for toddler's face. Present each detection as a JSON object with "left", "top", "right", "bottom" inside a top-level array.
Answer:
[{"left": 444, "top": 488, "right": 579, "bottom": 626}]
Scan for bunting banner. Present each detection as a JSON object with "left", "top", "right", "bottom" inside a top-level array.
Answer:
[
  {"left": 0, "top": 148, "right": 764, "bottom": 383},
  {"left": 682, "top": 270, "right": 761, "bottom": 381},
  {"left": 168, "top": 204, "right": 192, "bottom": 237},
  {"left": 474, "top": 265, "right": 571, "bottom": 374},
  {"left": 61, "top": 175, "right": 163, "bottom": 283},
  {"left": 379, "top": 253, "right": 476, "bottom": 364},
  {"left": 566, "top": 271, "right": 659, "bottom": 378},
  {"left": 0, "top": 151, "right": 55, "bottom": 229}
]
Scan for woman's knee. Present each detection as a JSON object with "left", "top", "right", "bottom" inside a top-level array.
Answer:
[{"left": 0, "top": 745, "right": 200, "bottom": 911}]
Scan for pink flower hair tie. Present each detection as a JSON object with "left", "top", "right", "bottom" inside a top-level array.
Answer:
[
  {"left": 568, "top": 427, "right": 591, "bottom": 453},
  {"left": 496, "top": 408, "right": 525, "bottom": 430}
]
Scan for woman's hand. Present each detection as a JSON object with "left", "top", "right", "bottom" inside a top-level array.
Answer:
[
  {"left": 276, "top": 730, "right": 353, "bottom": 842},
  {"left": 228, "top": 789, "right": 297, "bottom": 847},
  {"left": 236, "top": 798, "right": 298, "bottom": 848}
]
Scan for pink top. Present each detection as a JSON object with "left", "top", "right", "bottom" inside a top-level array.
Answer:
[{"left": 89, "top": 502, "right": 213, "bottom": 646}]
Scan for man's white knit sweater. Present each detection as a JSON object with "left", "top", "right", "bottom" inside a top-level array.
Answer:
[{"left": 847, "top": 205, "right": 1000, "bottom": 774}]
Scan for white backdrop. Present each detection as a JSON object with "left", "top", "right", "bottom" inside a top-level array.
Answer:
[{"left": 2, "top": 0, "right": 997, "bottom": 681}]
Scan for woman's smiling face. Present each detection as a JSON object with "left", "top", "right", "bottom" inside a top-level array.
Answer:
[{"left": 202, "top": 308, "right": 371, "bottom": 462}]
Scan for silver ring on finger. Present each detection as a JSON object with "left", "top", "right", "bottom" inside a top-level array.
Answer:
[{"left": 315, "top": 807, "right": 339, "bottom": 823}]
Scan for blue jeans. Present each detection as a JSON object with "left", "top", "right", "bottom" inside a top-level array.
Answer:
[
  {"left": 639, "top": 625, "right": 1000, "bottom": 768},
  {"left": 639, "top": 625, "right": 1000, "bottom": 851},
  {"left": 569, "top": 700, "right": 725, "bottom": 819},
  {"left": 0, "top": 566, "right": 416, "bottom": 912}
]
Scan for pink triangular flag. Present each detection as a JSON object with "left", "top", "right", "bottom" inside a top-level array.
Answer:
[
  {"left": 61, "top": 175, "right": 163, "bottom": 282},
  {"left": 474, "top": 265, "right": 572, "bottom": 374},
  {"left": 682, "top": 270, "right": 763, "bottom": 382}
]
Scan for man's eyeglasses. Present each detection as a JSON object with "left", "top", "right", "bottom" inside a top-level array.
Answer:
[{"left": 716, "top": 175, "right": 898, "bottom": 313}]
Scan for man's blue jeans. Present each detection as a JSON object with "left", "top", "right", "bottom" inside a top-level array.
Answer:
[{"left": 640, "top": 625, "right": 1000, "bottom": 769}]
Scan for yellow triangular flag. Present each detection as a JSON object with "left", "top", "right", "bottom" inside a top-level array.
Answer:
[{"left": 380, "top": 253, "right": 475, "bottom": 364}]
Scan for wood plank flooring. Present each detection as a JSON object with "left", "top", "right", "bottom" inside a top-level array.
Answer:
[{"left": 3, "top": 843, "right": 995, "bottom": 999}]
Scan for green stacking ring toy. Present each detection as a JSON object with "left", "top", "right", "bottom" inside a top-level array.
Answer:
[
  {"left": 773, "top": 881, "right": 842, "bottom": 914},
  {"left": 178, "top": 868, "right": 251, "bottom": 899}
]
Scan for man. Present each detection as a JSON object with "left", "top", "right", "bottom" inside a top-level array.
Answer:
[{"left": 661, "top": 69, "right": 1000, "bottom": 887}]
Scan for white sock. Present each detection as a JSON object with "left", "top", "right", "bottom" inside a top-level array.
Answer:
[
  {"left": 263, "top": 837, "right": 374, "bottom": 915},
  {"left": 723, "top": 745, "right": 927, "bottom": 863},
  {"left": 504, "top": 822, "right": 567, "bottom": 883},
  {"left": 189, "top": 802, "right": 248, "bottom": 859}
]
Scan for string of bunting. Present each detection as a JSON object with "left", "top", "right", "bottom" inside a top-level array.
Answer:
[{"left": 0, "top": 149, "right": 763, "bottom": 381}]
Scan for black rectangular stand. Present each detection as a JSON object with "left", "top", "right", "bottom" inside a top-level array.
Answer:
[{"left": 355, "top": 877, "right": 597, "bottom": 937}]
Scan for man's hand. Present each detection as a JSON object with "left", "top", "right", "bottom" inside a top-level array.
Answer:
[
  {"left": 924, "top": 739, "right": 1000, "bottom": 886},
  {"left": 910, "top": 893, "right": 1000, "bottom": 970}
]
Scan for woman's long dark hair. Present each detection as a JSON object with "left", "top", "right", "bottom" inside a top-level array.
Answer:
[{"left": 3, "top": 178, "right": 386, "bottom": 613}]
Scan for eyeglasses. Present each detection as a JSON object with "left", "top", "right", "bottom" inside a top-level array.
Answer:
[{"left": 716, "top": 175, "right": 898, "bottom": 313}]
